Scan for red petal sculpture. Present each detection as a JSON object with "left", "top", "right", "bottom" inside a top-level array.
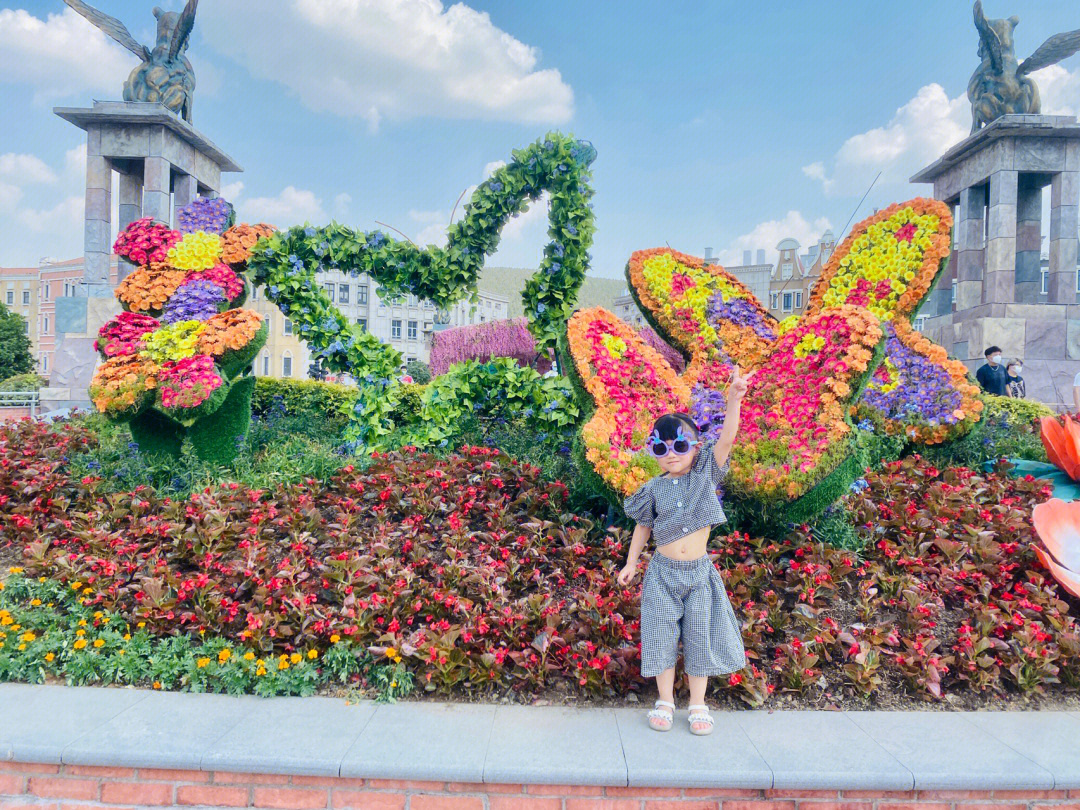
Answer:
[
  {"left": 1040, "top": 416, "right": 1080, "bottom": 481},
  {"left": 1031, "top": 498, "right": 1080, "bottom": 598}
]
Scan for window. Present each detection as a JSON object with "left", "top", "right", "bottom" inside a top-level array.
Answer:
[
  {"left": 339, "top": 284, "right": 350, "bottom": 303},
  {"left": 282, "top": 353, "right": 293, "bottom": 378},
  {"left": 951, "top": 282, "right": 957, "bottom": 305},
  {"left": 251, "top": 286, "right": 258, "bottom": 300},
  {"left": 23, "top": 320, "right": 28, "bottom": 334},
  {"left": 41, "top": 353, "right": 47, "bottom": 373},
  {"left": 794, "top": 291, "right": 802, "bottom": 309},
  {"left": 391, "top": 319, "right": 402, "bottom": 340},
  {"left": 42, "top": 315, "right": 48, "bottom": 334},
  {"left": 407, "top": 294, "right": 417, "bottom": 307},
  {"left": 1076, "top": 270, "right": 1080, "bottom": 294},
  {"left": 358, "top": 285, "right": 368, "bottom": 304},
  {"left": 407, "top": 320, "right": 417, "bottom": 340},
  {"left": 781, "top": 262, "right": 793, "bottom": 280},
  {"left": 406, "top": 356, "right": 416, "bottom": 364},
  {"left": 261, "top": 353, "right": 269, "bottom": 376},
  {"left": 324, "top": 282, "right": 335, "bottom": 302},
  {"left": 43, "top": 284, "right": 50, "bottom": 301},
  {"left": 5, "top": 291, "right": 11, "bottom": 305},
  {"left": 1041, "top": 268, "right": 1049, "bottom": 295},
  {"left": 356, "top": 318, "right": 367, "bottom": 332},
  {"left": 913, "top": 316, "right": 927, "bottom": 332},
  {"left": 23, "top": 290, "right": 30, "bottom": 305},
  {"left": 782, "top": 292, "right": 794, "bottom": 312},
  {"left": 770, "top": 292, "right": 779, "bottom": 310},
  {"left": 283, "top": 319, "right": 293, "bottom": 336}
]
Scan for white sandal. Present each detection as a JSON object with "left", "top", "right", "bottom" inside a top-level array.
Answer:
[
  {"left": 687, "top": 704, "right": 714, "bottom": 736},
  {"left": 647, "top": 700, "right": 675, "bottom": 732}
]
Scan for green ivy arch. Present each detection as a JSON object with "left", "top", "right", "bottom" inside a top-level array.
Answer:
[{"left": 243, "top": 132, "right": 597, "bottom": 450}]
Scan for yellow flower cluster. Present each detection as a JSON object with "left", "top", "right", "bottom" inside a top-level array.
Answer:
[
  {"left": 600, "top": 333, "right": 627, "bottom": 360},
  {"left": 141, "top": 320, "right": 206, "bottom": 363},
  {"left": 167, "top": 231, "right": 223, "bottom": 271},
  {"left": 639, "top": 252, "right": 721, "bottom": 351},
  {"left": 776, "top": 315, "right": 799, "bottom": 336},
  {"left": 793, "top": 333, "right": 825, "bottom": 358}
]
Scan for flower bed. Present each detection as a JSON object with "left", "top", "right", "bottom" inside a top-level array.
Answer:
[{"left": 1, "top": 419, "right": 1078, "bottom": 707}]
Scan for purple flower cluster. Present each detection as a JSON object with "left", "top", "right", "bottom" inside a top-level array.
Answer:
[
  {"left": 690, "top": 383, "right": 726, "bottom": 442},
  {"left": 706, "top": 292, "right": 776, "bottom": 341},
  {"left": 177, "top": 197, "right": 234, "bottom": 235},
  {"left": 860, "top": 324, "right": 962, "bottom": 426},
  {"left": 161, "top": 279, "right": 226, "bottom": 324}
]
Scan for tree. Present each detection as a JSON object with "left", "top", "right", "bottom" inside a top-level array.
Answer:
[{"left": 0, "top": 302, "right": 34, "bottom": 382}]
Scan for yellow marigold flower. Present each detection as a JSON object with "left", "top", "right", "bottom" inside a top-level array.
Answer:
[
  {"left": 123, "top": 634, "right": 131, "bottom": 641},
  {"left": 218, "top": 649, "right": 231, "bottom": 663},
  {"left": 196, "top": 657, "right": 210, "bottom": 668},
  {"left": 278, "top": 658, "right": 290, "bottom": 670},
  {"left": 45, "top": 652, "right": 55, "bottom": 662},
  {"left": 30, "top": 599, "right": 41, "bottom": 606},
  {"left": 8, "top": 566, "right": 23, "bottom": 574},
  {"left": 153, "top": 681, "right": 162, "bottom": 689},
  {"left": 137, "top": 622, "right": 146, "bottom": 629},
  {"left": 75, "top": 629, "right": 86, "bottom": 637},
  {"left": 93, "top": 611, "right": 103, "bottom": 619},
  {"left": 330, "top": 634, "right": 341, "bottom": 644},
  {"left": 307, "top": 649, "right": 318, "bottom": 660},
  {"left": 118, "top": 650, "right": 125, "bottom": 656},
  {"left": 256, "top": 665, "right": 267, "bottom": 676},
  {"left": 20, "top": 631, "right": 36, "bottom": 642},
  {"left": 0, "top": 616, "right": 11, "bottom": 626},
  {"left": 73, "top": 639, "right": 87, "bottom": 650},
  {"left": 385, "top": 647, "right": 397, "bottom": 659},
  {"left": 289, "top": 652, "right": 302, "bottom": 664},
  {"left": 243, "top": 651, "right": 255, "bottom": 661},
  {"left": 38, "top": 576, "right": 46, "bottom": 583},
  {"left": 71, "top": 582, "right": 82, "bottom": 590},
  {"left": 93, "top": 639, "right": 105, "bottom": 648}
]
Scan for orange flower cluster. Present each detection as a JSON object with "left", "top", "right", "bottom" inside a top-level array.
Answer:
[
  {"left": 116, "top": 268, "right": 188, "bottom": 313},
  {"left": 221, "top": 223, "right": 277, "bottom": 265},
  {"left": 567, "top": 308, "right": 690, "bottom": 495},
  {"left": 88, "top": 354, "right": 158, "bottom": 414},
  {"left": 198, "top": 309, "right": 264, "bottom": 357},
  {"left": 806, "top": 198, "right": 953, "bottom": 319}
]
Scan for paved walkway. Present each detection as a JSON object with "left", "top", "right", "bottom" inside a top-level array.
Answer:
[{"left": 2, "top": 684, "right": 1079, "bottom": 789}]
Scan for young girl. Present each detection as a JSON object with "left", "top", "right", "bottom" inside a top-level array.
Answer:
[{"left": 618, "top": 366, "right": 751, "bottom": 735}]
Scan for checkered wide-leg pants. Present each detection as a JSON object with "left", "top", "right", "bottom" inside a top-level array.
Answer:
[{"left": 640, "top": 552, "right": 747, "bottom": 678}]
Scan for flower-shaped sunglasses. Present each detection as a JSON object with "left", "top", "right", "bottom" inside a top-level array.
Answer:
[{"left": 648, "top": 426, "right": 699, "bottom": 458}]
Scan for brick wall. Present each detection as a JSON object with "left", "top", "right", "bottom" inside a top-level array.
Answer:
[{"left": 2, "top": 762, "right": 1079, "bottom": 810}]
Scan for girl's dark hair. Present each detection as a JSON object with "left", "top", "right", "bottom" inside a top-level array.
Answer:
[{"left": 652, "top": 412, "right": 699, "bottom": 441}]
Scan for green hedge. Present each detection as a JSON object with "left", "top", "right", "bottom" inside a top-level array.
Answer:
[{"left": 252, "top": 377, "right": 360, "bottom": 420}]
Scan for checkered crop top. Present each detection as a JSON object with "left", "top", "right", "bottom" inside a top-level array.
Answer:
[{"left": 622, "top": 439, "right": 730, "bottom": 547}]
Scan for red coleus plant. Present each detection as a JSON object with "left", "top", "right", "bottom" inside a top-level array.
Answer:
[{"left": 2, "top": 421, "right": 1078, "bottom": 704}]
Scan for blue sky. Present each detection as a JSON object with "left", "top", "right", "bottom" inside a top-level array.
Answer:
[{"left": 1, "top": 0, "right": 1078, "bottom": 277}]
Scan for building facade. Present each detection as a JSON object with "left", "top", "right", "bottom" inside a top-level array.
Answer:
[{"left": 0, "top": 268, "right": 38, "bottom": 374}]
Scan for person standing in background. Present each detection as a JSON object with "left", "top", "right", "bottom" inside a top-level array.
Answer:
[
  {"left": 976, "top": 346, "right": 1007, "bottom": 396},
  {"left": 1005, "top": 360, "right": 1025, "bottom": 399}
]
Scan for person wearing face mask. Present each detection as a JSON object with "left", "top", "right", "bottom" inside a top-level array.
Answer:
[
  {"left": 1006, "top": 360, "right": 1025, "bottom": 399},
  {"left": 976, "top": 346, "right": 1008, "bottom": 396}
]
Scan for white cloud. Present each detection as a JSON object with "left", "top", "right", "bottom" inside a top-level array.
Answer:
[
  {"left": 716, "top": 211, "right": 833, "bottom": 267},
  {"left": 220, "top": 181, "right": 245, "bottom": 203},
  {"left": 199, "top": 0, "right": 574, "bottom": 130},
  {"left": 237, "top": 186, "right": 327, "bottom": 225},
  {"left": 805, "top": 65, "right": 1080, "bottom": 198},
  {"left": 804, "top": 83, "right": 968, "bottom": 197},
  {"left": 16, "top": 195, "right": 84, "bottom": 235},
  {"left": 1034, "top": 64, "right": 1080, "bottom": 117},
  {"left": 0, "top": 181, "right": 22, "bottom": 214},
  {"left": 333, "top": 192, "right": 352, "bottom": 218},
  {"left": 0, "top": 7, "right": 135, "bottom": 101},
  {"left": 0, "top": 153, "right": 57, "bottom": 185}
]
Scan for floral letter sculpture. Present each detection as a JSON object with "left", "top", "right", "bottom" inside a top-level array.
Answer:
[
  {"left": 564, "top": 199, "right": 983, "bottom": 525},
  {"left": 89, "top": 199, "right": 271, "bottom": 463}
]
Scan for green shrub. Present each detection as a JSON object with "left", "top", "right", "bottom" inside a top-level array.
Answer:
[
  {"left": 389, "top": 382, "right": 426, "bottom": 428},
  {"left": 917, "top": 395, "right": 1048, "bottom": 468},
  {"left": 252, "top": 377, "right": 358, "bottom": 421},
  {"left": 405, "top": 360, "right": 432, "bottom": 385},
  {"left": 0, "top": 373, "right": 46, "bottom": 392}
]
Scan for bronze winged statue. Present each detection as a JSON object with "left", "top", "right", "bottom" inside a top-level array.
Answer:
[
  {"left": 968, "top": 1, "right": 1080, "bottom": 133},
  {"left": 62, "top": 0, "right": 198, "bottom": 123}
]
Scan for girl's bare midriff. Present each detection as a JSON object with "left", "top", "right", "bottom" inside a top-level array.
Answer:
[{"left": 655, "top": 525, "right": 710, "bottom": 560}]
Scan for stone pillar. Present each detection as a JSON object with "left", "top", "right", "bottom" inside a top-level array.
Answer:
[
  {"left": 173, "top": 173, "right": 197, "bottom": 227},
  {"left": 117, "top": 171, "right": 143, "bottom": 284},
  {"left": 143, "top": 156, "right": 171, "bottom": 225},
  {"left": 1014, "top": 179, "right": 1043, "bottom": 304},
  {"left": 1049, "top": 170, "right": 1079, "bottom": 304},
  {"left": 985, "top": 169, "right": 1017, "bottom": 304},
  {"left": 84, "top": 127, "right": 112, "bottom": 297},
  {"left": 955, "top": 185, "right": 986, "bottom": 312}
]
